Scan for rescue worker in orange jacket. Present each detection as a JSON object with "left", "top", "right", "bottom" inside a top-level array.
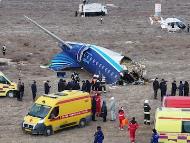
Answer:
[
  {"left": 128, "top": 117, "right": 139, "bottom": 143},
  {"left": 118, "top": 107, "right": 125, "bottom": 130}
]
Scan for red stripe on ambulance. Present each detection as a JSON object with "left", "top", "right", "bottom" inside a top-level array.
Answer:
[
  {"left": 3, "top": 86, "right": 8, "bottom": 88},
  {"left": 159, "top": 117, "right": 190, "bottom": 120},
  {"left": 56, "top": 96, "right": 90, "bottom": 105},
  {"left": 50, "top": 109, "right": 91, "bottom": 122}
]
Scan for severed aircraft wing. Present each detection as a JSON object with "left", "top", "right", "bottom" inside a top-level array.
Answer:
[{"left": 24, "top": 15, "right": 72, "bottom": 49}]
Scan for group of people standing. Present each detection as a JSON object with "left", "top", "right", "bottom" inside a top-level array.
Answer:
[
  {"left": 91, "top": 92, "right": 108, "bottom": 122},
  {"left": 171, "top": 80, "right": 189, "bottom": 96},
  {"left": 91, "top": 92, "right": 118, "bottom": 123},
  {"left": 57, "top": 73, "right": 107, "bottom": 94},
  {"left": 153, "top": 78, "right": 189, "bottom": 101},
  {"left": 17, "top": 72, "right": 107, "bottom": 102},
  {"left": 91, "top": 74, "right": 107, "bottom": 93}
]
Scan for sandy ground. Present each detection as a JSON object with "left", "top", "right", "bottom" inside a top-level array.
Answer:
[{"left": 0, "top": 0, "right": 190, "bottom": 142}]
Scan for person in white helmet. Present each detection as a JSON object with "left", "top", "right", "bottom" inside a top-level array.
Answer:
[{"left": 144, "top": 100, "right": 151, "bottom": 125}]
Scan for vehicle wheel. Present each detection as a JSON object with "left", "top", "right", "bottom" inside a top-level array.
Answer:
[
  {"left": 6, "top": 91, "right": 14, "bottom": 98},
  {"left": 79, "top": 118, "right": 86, "bottom": 128},
  {"left": 44, "top": 127, "right": 53, "bottom": 136}
]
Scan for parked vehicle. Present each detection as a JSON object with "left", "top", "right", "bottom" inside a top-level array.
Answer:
[
  {"left": 0, "top": 71, "right": 17, "bottom": 97},
  {"left": 163, "top": 96, "right": 190, "bottom": 108},
  {"left": 155, "top": 107, "right": 190, "bottom": 143},
  {"left": 22, "top": 90, "right": 91, "bottom": 135},
  {"left": 79, "top": 2, "right": 108, "bottom": 16}
]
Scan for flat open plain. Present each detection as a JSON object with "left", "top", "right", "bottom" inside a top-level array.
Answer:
[{"left": 0, "top": 0, "right": 190, "bottom": 142}]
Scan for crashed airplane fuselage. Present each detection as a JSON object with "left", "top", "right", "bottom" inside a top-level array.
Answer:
[{"left": 25, "top": 16, "right": 145, "bottom": 84}]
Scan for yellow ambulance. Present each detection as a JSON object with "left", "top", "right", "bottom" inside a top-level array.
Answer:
[
  {"left": 155, "top": 107, "right": 190, "bottom": 143},
  {"left": 0, "top": 71, "right": 17, "bottom": 97},
  {"left": 22, "top": 90, "right": 92, "bottom": 135}
]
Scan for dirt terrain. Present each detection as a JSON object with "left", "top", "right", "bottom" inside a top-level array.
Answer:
[{"left": 0, "top": 0, "right": 190, "bottom": 142}]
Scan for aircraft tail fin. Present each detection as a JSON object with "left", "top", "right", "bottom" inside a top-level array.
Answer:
[{"left": 24, "top": 15, "right": 71, "bottom": 49}]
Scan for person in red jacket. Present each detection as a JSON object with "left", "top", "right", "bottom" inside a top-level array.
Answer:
[
  {"left": 128, "top": 117, "right": 139, "bottom": 143},
  {"left": 96, "top": 93, "right": 102, "bottom": 117},
  {"left": 118, "top": 107, "right": 125, "bottom": 130}
]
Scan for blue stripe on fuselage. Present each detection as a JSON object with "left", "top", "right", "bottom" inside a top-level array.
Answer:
[{"left": 90, "top": 45, "right": 123, "bottom": 72}]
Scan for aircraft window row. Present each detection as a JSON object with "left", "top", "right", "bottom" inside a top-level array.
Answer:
[
  {"left": 83, "top": 52, "right": 92, "bottom": 61},
  {"left": 82, "top": 53, "right": 118, "bottom": 78}
]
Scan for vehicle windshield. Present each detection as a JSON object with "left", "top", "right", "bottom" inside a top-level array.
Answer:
[{"left": 28, "top": 103, "right": 51, "bottom": 119}]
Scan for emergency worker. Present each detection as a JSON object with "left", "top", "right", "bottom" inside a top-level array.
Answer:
[
  {"left": 31, "top": 80, "right": 37, "bottom": 101},
  {"left": 184, "top": 81, "right": 189, "bottom": 96},
  {"left": 101, "top": 101, "right": 107, "bottom": 122},
  {"left": 94, "top": 126, "right": 104, "bottom": 143},
  {"left": 17, "top": 78, "right": 21, "bottom": 101},
  {"left": 128, "top": 117, "right": 139, "bottom": 143},
  {"left": 171, "top": 80, "right": 177, "bottom": 96},
  {"left": 91, "top": 75, "right": 97, "bottom": 91},
  {"left": 92, "top": 96, "right": 97, "bottom": 121},
  {"left": 109, "top": 97, "right": 116, "bottom": 121},
  {"left": 101, "top": 76, "right": 106, "bottom": 93},
  {"left": 95, "top": 79, "right": 101, "bottom": 91},
  {"left": 153, "top": 78, "right": 159, "bottom": 99},
  {"left": 81, "top": 80, "right": 86, "bottom": 91},
  {"left": 86, "top": 80, "right": 91, "bottom": 93},
  {"left": 118, "top": 107, "right": 125, "bottom": 130},
  {"left": 144, "top": 100, "right": 151, "bottom": 125},
  {"left": 160, "top": 79, "right": 167, "bottom": 101},
  {"left": 44, "top": 80, "right": 51, "bottom": 94},
  {"left": 178, "top": 81, "right": 184, "bottom": 96},
  {"left": 150, "top": 129, "right": 159, "bottom": 143},
  {"left": 58, "top": 79, "right": 65, "bottom": 92},
  {"left": 19, "top": 82, "right": 24, "bottom": 101},
  {"left": 73, "top": 81, "right": 80, "bottom": 90},
  {"left": 96, "top": 93, "right": 101, "bottom": 117},
  {"left": 2, "top": 45, "right": 6, "bottom": 56}
]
